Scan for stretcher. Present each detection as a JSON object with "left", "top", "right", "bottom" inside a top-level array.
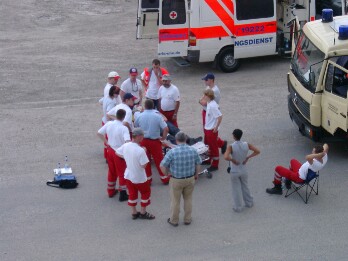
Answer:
[{"left": 162, "top": 140, "right": 212, "bottom": 179}]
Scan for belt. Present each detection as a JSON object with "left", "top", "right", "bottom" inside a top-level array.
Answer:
[
  {"left": 171, "top": 175, "right": 194, "bottom": 179},
  {"left": 144, "top": 137, "right": 160, "bottom": 140}
]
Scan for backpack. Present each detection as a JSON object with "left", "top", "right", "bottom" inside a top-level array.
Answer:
[{"left": 47, "top": 174, "right": 78, "bottom": 189}]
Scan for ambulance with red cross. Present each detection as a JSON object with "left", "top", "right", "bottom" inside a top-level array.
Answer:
[{"left": 136, "top": 0, "right": 347, "bottom": 72}]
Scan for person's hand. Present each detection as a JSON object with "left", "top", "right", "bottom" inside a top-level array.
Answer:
[
  {"left": 213, "top": 126, "right": 218, "bottom": 133},
  {"left": 172, "top": 114, "right": 177, "bottom": 120},
  {"left": 242, "top": 158, "right": 249, "bottom": 165},
  {"left": 232, "top": 159, "right": 240, "bottom": 165}
]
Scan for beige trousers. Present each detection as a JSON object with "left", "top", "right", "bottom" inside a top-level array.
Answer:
[{"left": 169, "top": 176, "right": 195, "bottom": 224}]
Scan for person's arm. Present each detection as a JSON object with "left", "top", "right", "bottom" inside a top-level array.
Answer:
[
  {"left": 97, "top": 132, "right": 108, "bottom": 146},
  {"left": 213, "top": 115, "right": 222, "bottom": 133},
  {"left": 194, "top": 164, "right": 200, "bottom": 179},
  {"left": 224, "top": 144, "right": 240, "bottom": 165},
  {"left": 138, "top": 88, "right": 143, "bottom": 104},
  {"left": 173, "top": 101, "right": 180, "bottom": 120},
  {"left": 160, "top": 165, "right": 169, "bottom": 175},
  {"left": 306, "top": 143, "right": 329, "bottom": 164},
  {"left": 161, "top": 126, "right": 169, "bottom": 141},
  {"left": 242, "top": 143, "right": 260, "bottom": 165},
  {"left": 123, "top": 121, "right": 131, "bottom": 133}
]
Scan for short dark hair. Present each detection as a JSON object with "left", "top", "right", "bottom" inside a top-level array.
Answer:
[
  {"left": 232, "top": 129, "right": 243, "bottom": 140},
  {"left": 175, "top": 131, "right": 187, "bottom": 143},
  {"left": 145, "top": 99, "right": 154, "bottom": 109},
  {"left": 314, "top": 144, "right": 324, "bottom": 153},
  {"left": 116, "top": 109, "right": 126, "bottom": 121},
  {"left": 152, "top": 59, "right": 160, "bottom": 65},
  {"left": 109, "top": 85, "right": 116, "bottom": 97}
]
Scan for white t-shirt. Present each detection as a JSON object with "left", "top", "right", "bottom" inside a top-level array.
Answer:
[
  {"left": 158, "top": 84, "right": 180, "bottom": 111},
  {"left": 298, "top": 154, "right": 328, "bottom": 180},
  {"left": 142, "top": 70, "right": 161, "bottom": 99},
  {"left": 104, "top": 83, "right": 113, "bottom": 98},
  {"left": 102, "top": 96, "right": 117, "bottom": 124},
  {"left": 203, "top": 85, "right": 221, "bottom": 111},
  {"left": 98, "top": 120, "right": 130, "bottom": 151},
  {"left": 116, "top": 142, "right": 149, "bottom": 184},
  {"left": 107, "top": 103, "right": 134, "bottom": 131},
  {"left": 120, "top": 78, "right": 142, "bottom": 104},
  {"left": 205, "top": 100, "right": 222, "bottom": 130}
]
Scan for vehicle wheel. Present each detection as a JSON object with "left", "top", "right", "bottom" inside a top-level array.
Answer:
[
  {"left": 206, "top": 172, "right": 212, "bottom": 179},
  {"left": 218, "top": 48, "right": 241, "bottom": 73}
]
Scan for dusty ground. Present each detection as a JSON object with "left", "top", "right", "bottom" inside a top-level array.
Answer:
[{"left": 1, "top": 0, "right": 348, "bottom": 260}]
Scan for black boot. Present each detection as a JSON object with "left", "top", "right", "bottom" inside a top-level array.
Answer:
[
  {"left": 119, "top": 190, "right": 129, "bottom": 202},
  {"left": 266, "top": 184, "right": 282, "bottom": 195},
  {"left": 284, "top": 179, "right": 292, "bottom": 190}
]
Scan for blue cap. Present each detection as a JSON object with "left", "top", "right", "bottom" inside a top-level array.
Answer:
[
  {"left": 202, "top": 73, "right": 215, "bottom": 80},
  {"left": 123, "top": 93, "right": 136, "bottom": 101}
]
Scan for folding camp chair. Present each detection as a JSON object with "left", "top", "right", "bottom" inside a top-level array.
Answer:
[{"left": 284, "top": 170, "right": 319, "bottom": 204}]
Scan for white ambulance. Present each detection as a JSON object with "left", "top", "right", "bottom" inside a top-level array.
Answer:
[{"left": 136, "top": 0, "right": 347, "bottom": 72}]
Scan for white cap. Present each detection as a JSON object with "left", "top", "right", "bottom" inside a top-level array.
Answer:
[{"left": 108, "top": 71, "right": 120, "bottom": 79}]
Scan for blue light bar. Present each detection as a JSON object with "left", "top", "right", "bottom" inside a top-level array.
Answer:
[
  {"left": 322, "top": 9, "right": 333, "bottom": 23},
  {"left": 338, "top": 25, "right": 348, "bottom": 40}
]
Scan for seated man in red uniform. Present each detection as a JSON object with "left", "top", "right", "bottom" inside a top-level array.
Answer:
[{"left": 266, "top": 143, "right": 329, "bottom": 195}]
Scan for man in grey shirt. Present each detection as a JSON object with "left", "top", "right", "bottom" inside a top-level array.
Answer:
[{"left": 224, "top": 129, "right": 260, "bottom": 212}]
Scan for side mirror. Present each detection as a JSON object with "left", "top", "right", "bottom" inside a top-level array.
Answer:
[{"left": 309, "top": 71, "right": 315, "bottom": 87}]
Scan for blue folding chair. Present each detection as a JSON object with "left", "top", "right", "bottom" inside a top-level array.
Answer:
[{"left": 284, "top": 170, "right": 319, "bottom": 204}]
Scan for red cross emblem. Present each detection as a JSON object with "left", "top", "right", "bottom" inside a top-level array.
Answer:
[{"left": 169, "top": 11, "right": 177, "bottom": 20}]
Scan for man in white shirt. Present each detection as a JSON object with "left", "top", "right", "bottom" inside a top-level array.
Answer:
[
  {"left": 120, "top": 68, "right": 143, "bottom": 106},
  {"left": 97, "top": 109, "right": 130, "bottom": 200},
  {"left": 107, "top": 93, "right": 136, "bottom": 134},
  {"left": 99, "top": 71, "right": 121, "bottom": 105},
  {"left": 158, "top": 74, "right": 180, "bottom": 127},
  {"left": 266, "top": 143, "right": 329, "bottom": 195},
  {"left": 116, "top": 128, "right": 155, "bottom": 220},
  {"left": 202, "top": 89, "right": 225, "bottom": 172},
  {"left": 141, "top": 59, "right": 169, "bottom": 110},
  {"left": 199, "top": 73, "right": 226, "bottom": 154}
]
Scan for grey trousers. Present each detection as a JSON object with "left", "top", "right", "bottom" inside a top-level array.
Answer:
[{"left": 230, "top": 172, "right": 253, "bottom": 211}]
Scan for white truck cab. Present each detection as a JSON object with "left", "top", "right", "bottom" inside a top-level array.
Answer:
[
  {"left": 288, "top": 11, "right": 348, "bottom": 141},
  {"left": 136, "top": 0, "right": 347, "bottom": 72}
]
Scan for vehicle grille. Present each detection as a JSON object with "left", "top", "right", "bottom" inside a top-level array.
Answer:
[{"left": 288, "top": 82, "right": 310, "bottom": 120}]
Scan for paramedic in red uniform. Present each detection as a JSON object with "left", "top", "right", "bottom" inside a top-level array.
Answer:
[
  {"left": 97, "top": 109, "right": 130, "bottom": 201},
  {"left": 116, "top": 128, "right": 155, "bottom": 220},
  {"left": 202, "top": 89, "right": 224, "bottom": 172},
  {"left": 199, "top": 73, "right": 226, "bottom": 155},
  {"left": 158, "top": 74, "right": 180, "bottom": 128},
  {"left": 135, "top": 99, "right": 170, "bottom": 184},
  {"left": 141, "top": 59, "right": 169, "bottom": 110}
]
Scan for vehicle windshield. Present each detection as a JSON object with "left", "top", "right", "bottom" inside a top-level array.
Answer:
[{"left": 291, "top": 32, "right": 325, "bottom": 93}]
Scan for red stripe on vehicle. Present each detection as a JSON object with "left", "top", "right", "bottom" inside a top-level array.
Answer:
[
  {"left": 234, "top": 21, "right": 277, "bottom": 36},
  {"left": 159, "top": 28, "right": 188, "bottom": 41},
  {"left": 190, "top": 26, "right": 229, "bottom": 39},
  {"left": 220, "top": 0, "right": 234, "bottom": 14},
  {"left": 204, "top": 0, "right": 234, "bottom": 34}
]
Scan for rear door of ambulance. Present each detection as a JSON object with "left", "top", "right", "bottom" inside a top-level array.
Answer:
[
  {"left": 158, "top": 0, "right": 189, "bottom": 57},
  {"left": 136, "top": 0, "right": 159, "bottom": 39},
  {"left": 233, "top": 0, "right": 277, "bottom": 59}
]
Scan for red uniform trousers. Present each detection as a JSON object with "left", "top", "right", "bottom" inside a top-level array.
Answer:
[
  {"left": 126, "top": 179, "right": 151, "bottom": 207},
  {"left": 160, "top": 109, "right": 178, "bottom": 128},
  {"left": 274, "top": 159, "right": 304, "bottom": 185},
  {"left": 140, "top": 138, "right": 170, "bottom": 184},
  {"left": 106, "top": 147, "right": 126, "bottom": 196},
  {"left": 202, "top": 110, "right": 224, "bottom": 146},
  {"left": 204, "top": 129, "right": 224, "bottom": 168},
  {"left": 102, "top": 121, "right": 108, "bottom": 160}
]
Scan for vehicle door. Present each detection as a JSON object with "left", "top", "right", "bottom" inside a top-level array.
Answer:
[
  {"left": 322, "top": 60, "right": 348, "bottom": 134},
  {"left": 158, "top": 0, "right": 189, "bottom": 57},
  {"left": 136, "top": 0, "right": 159, "bottom": 39},
  {"left": 233, "top": 0, "right": 277, "bottom": 59}
]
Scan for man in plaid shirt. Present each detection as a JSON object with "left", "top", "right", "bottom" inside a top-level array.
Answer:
[{"left": 160, "top": 132, "right": 202, "bottom": 227}]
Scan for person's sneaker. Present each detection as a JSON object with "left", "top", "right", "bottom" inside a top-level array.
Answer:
[
  {"left": 266, "top": 184, "right": 282, "bottom": 195},
  {"left": 119, "top": 190, "right": 128, "bottom": 202},
  {"left": 245, "top": 203, "right": 254, "bottom": 208},
  {"left": 221, "top": 140, "right": 227, "bottom": 154},
  {"left": 207, "top": 166, "right": 218, "bottom": 172},
  {"left": 285, "top": 179, "right": 292, "bottom": 190},
  {"left": 167, "top": 218, "right": 178, "bottom": 227},
  {"left": 233, "top": 207, "right": 242, "bottom": 213}
]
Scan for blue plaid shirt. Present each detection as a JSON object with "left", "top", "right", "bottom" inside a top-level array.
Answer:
[{"left": 160, "top": 144, "right": 202, "bottom": 178}]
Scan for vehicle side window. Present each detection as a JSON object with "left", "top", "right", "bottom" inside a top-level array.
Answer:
[
  {"left": 325, "top": 63, "right": 334, "bottom": 92},
  {"left": 236, "top": 0, "right": 274, "bottom": 20},
  {"left": 141, "top": 0, "right": 159, "bottom": 9},
  {"left": 162, "top": 0, "right": 186, "bottom": 25}
]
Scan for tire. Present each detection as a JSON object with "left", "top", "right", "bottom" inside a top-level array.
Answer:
[{"left": 218, "top": 48, "right": 241, "bottom": 73}]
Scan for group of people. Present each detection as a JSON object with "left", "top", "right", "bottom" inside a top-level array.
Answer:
[{"left": 97, "top": 58, "right": 330, "bottom": 224}]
